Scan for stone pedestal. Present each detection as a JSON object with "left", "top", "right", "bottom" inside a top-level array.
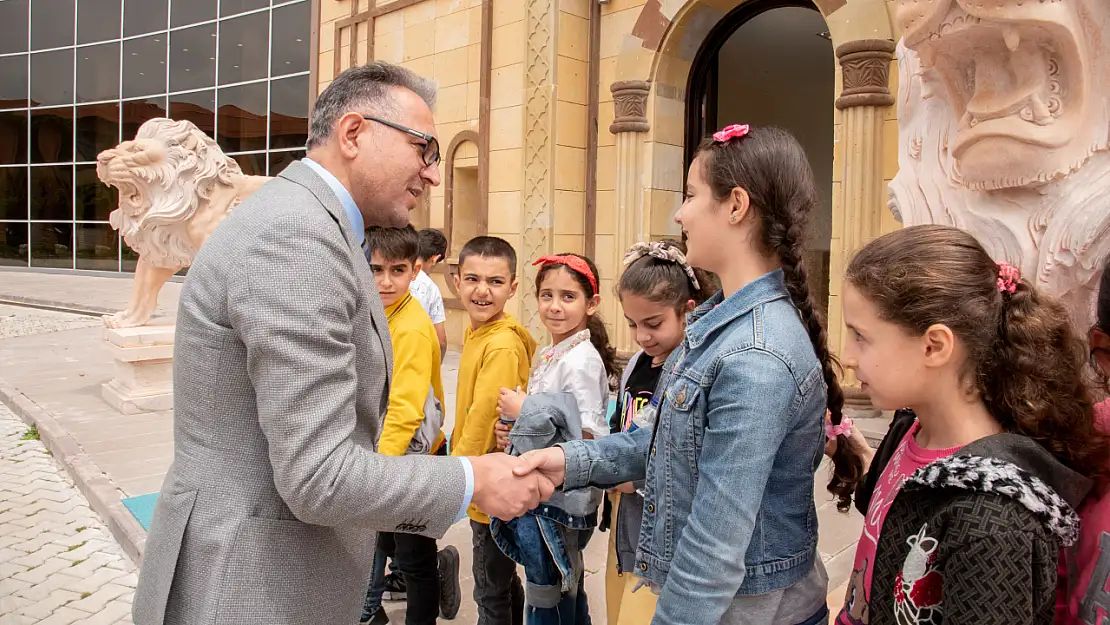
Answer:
[{"left": 101, "top": 323, "right": 175, "bottom": 414}]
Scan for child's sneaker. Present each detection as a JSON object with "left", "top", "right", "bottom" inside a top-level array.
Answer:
[
  {"left": 381, "top": 573, "right": 407, "bottom": 602},
  {"left": 437, "top": 546, "right": 461, "bottom": 619}
]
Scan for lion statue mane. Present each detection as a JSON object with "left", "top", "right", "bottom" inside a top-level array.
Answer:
[{"left": 98, "top": 118, "right": 244, "bottom": 268}]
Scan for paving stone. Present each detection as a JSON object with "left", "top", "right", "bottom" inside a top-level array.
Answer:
[{"left": 0, "top": 404, "right": 136, "bottom": 625}]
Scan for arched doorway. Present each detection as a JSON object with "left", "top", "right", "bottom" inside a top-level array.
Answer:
[{"left": 684, "top": 1, "right": 836, "bottom": 314}]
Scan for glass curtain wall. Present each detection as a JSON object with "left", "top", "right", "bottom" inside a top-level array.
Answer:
[{"left": 0, "top": 0, "right": 311, "bottom": 271}]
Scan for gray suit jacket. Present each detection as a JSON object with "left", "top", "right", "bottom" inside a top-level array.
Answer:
[{"left": 132, "top": 161, "right": 466, "bottom": 625}]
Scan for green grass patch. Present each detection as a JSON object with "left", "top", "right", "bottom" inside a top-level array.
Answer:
[
  {"left": 80, "top": 592, "right": 91, "bottom": 599},
  {"left": 21, "top": 425, "right": 39, "bottom": 441},
  {"left": 70, "top": 558, "right": 85, "bottom": 567},
  {"left": 74, "top": 526, "right": 87, "bottom": 533},
  {"left": 66, "top": 541, "right": 86, "bottom": 552}
]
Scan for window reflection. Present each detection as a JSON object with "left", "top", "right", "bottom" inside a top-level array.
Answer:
[
  {"left": 30, "top": 50, "right": 74, "bottom": 107},
  {"left": 232, "top": 152, "right": 266, "bottom": 176},
  {"left": 171, "top": 0, "right": 217, "bottom": 28},
  {"left": 0, "top": 112, "right": 28, "bottom": 166},
  {"left": 221, "top": 0, "right": 268, "bottom": 18},
  {"left": 31, "top": 0, "right": 75, "bottom": 50},
  {"left": 76, "top": 103, "right": 120, "bottom": 161},
  {"left": 219, "top": 11, "right": 269, "bottom": 85},
  {"left": 121, "top": 97, "right": 167, "bottom": 141},
  {"left": 30, "top": 165, "right": 73, "bottom": 220},
  {"left": 77, "top": 43, "right": 120, "bottom": 103},
  {"left": 77, "top": 0, "right": 121, "bottom": 44},
  {"left": 30, "top": 221, "right": 73, "bottom": 268},
  {"left": 271, "top": 1, "right": 309, "bottom": 77},
  {"left": 123, "top": 35, "right": 168, "bottom": 99},
  {"left": 0, "top": 222, "right": 29, "bottom": 267},
  {"left": 0, "top": 55, "right": 29, "bottom": 108},
  {"left": 0, "top": 0, "right": 29, "bottom": 55},
  {"left": 269, "top": 149, "right": 304, "bottom": 176},
  {"left": 76, "top": 222, "right": 118, "bottom": 270},
  {"left": 124, "top": 0, "right": 167, "bottom": 37},
  {"left": 0, "top": 166, "right": 29, "bottom": 219},
  {"left": 269, "top": 75, "right": 307, "bottom": 150},
  {"left": 30, "top": 108, "right": 73, "bottom": 164},
  {"left": 217, "top": 82, "right": 267, "bottom": 152},
  {"left": 169, "top": 24, "right": 217, "bottom": 92},
  {"left": 75, "top": 163, "right": 116, "bottom": 221},
  {"left": 169, "top": 89, "right": 215, "bottom": 135}
]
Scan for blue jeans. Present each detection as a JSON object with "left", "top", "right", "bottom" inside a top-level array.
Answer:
[
  {"left": 362, "top": 547, "right": 389, "bottom": 619},
  {"left": 491, "top": 506, "right": 595, "bottom": 625}
]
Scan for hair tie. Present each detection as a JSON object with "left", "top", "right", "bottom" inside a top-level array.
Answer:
[
  {"left": 533, "top": 255, "right": 597, "bottom": 294},
  {"left": 623, "top": 242, "right": 700, "bottom": 290},
  {"left": 713, "top": 124, "right": 750, "bottom": 143},
  {"left": 997, "top": 262, "right": 1020, "bottom": 295},
  {"left": 825, "top": 412, "right": 853, "bottom": 440}
]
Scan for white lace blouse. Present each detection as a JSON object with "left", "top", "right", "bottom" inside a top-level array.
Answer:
[{"left": 527, "top": 329, "right": 610, "bottom": 439}]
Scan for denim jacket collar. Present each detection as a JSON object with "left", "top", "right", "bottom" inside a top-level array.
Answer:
[{"left": 684, "top": 269, "right": 790, "bottom": 349}]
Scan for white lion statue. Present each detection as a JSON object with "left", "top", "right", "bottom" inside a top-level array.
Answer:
[
  {"left": 888, "top": 0, "right": 1110, "bottom": 327},
  {"left": 97, "top": 118, "right": 269, "bottom": 328}
]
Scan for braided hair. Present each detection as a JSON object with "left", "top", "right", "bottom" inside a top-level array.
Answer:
[{"left": 696, "top": 126, "right": 861, "bottom": 512}]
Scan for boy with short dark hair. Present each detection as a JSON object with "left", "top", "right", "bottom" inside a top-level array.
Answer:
[
  {"left": 411, "top": 228, "right": 449, "bottom": 357},
  {"left": 450, "top": 236, "right": 536, "bottom": 625},
  {"left": 360, "top": 225, "right": 460, "bottom": 625}
]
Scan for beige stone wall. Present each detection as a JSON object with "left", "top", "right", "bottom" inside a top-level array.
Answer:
[{"left": 315, "top": 0, "right": 904, "bottom": 351}]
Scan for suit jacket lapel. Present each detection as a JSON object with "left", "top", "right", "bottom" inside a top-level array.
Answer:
[{"left": 279, "top": 161, "right": 394, "bottom": 389}]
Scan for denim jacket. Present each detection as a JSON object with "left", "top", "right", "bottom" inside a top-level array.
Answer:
[
  {"left": 491, "top": 393, "right": 599, "bottom": 603},
  {"left": 559, "top": 270, "right": 827, "bottom": 625}
]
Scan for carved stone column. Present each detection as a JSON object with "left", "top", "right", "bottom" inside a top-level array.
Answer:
[
  {"left": 610, "top": 80, "right": 651, "bottom": 355},
  {"left": 835, "top": 39, "right": 895, "bottom": 417},
  {"left": 520, "top": 0, "right": 557, "bottom": 338}
]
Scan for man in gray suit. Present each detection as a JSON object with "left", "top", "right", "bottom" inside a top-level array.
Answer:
[{"left": 132, "top": 62, "right": 553, "bottom": 625}]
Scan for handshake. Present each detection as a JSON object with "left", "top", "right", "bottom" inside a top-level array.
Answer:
[{"left": 468, "top": 447, "right": 569, "bottom": 520}]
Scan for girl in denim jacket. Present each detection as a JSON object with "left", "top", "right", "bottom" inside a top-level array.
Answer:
[{"left": 516, "top": 125, "right": 861, "bottom": 625}]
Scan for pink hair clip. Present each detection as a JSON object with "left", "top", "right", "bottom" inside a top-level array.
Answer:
[
  {"left": 825, "top": 414, "right": 853, "bottom": 440},
  {"left": 997, "top": 262, "right": 1020, "bottom": 295},
  {"left": 713, "top": 124, "right": 750, "bottom": 143}
]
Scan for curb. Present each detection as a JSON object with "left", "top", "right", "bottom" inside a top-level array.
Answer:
[
  {"left": 0, "top": 296, "right": 117, "bottom": 317},
  {"left": 0, "top": 383, "right": 147, "bottom": 566}
]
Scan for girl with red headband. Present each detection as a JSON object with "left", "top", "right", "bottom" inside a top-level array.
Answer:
[{"left": 493, "top": 252, "right": 617, "bottom": 624}]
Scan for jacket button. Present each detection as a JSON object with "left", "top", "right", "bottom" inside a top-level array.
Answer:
[
  {"left": 639, "top": 562, "right": 648, "bottom": 571},
  {"left": 647, "top": 503, "right": 655, "bottom": 513}
]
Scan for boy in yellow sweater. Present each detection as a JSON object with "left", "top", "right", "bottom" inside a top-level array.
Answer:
[
  {"left": 361, "top": 226, "right": 460, "bottom": 625},
  {"left": 450, "top": 236, "right": 537, "bottom": 625}
]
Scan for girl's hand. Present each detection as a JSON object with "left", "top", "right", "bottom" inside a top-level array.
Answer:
[
  {"left": 498, "top": 387, "right": 526, "bottom": 419},
  {"left": 608, "top": 482, "right": 636, "bottom": 495},
  {"left": 494, "top": 420, "right": 512, "bottom": 451}
]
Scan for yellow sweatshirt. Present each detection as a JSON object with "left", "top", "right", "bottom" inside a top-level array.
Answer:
[
  {"left": 379, "top": 292, "right": 446, "bottom": 457},
  {"left": 450, "top": 313, "right": 537, "bottom": 523}
]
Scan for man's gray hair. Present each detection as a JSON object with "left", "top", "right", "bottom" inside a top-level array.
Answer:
[{"left": 306, "top": 62, "right": 438, "bottom": 149}]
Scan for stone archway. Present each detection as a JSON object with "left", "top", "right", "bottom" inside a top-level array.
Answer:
[{"left": 602, "top": 0, "right": 899, "bottom": 356}]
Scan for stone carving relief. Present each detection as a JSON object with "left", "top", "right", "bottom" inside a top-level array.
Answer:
[
  {"left": 888, "top": 0, "right": 1110, "bottom": 324},
  {"left": 97, "top": 118, "right": 269, "bottom": 328},
  {"left": 835, "top": 40, "right": 895, "bottom": 109},
  {"left": 521, "top": 0, "right": 556, "bottom": 336},
  {"left": 610, "top": 81, "right": 651, "bottom": 133}
]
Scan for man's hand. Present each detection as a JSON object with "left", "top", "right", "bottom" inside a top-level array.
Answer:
[
  {"left": 512, "top": 447, "right": 567, "bottom": 488},
  {"left": 494, "top": 420, "right": 512, "bottom": 451},
  {"left": 469, "top": 453, "right": 556, "bottom": 520}
]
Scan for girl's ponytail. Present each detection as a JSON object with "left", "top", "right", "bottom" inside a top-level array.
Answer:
[{"left": 847, "top": 225, "right": 1110, "bottom": 482}]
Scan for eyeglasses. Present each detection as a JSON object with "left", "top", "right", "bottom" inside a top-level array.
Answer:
[{"left": 362, "top": 115, "right": 440, "bottom": 167}]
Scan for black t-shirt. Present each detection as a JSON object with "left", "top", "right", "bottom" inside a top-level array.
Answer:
[{"left": 600, "top": 353, "right": 664, "bottom": 531}]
